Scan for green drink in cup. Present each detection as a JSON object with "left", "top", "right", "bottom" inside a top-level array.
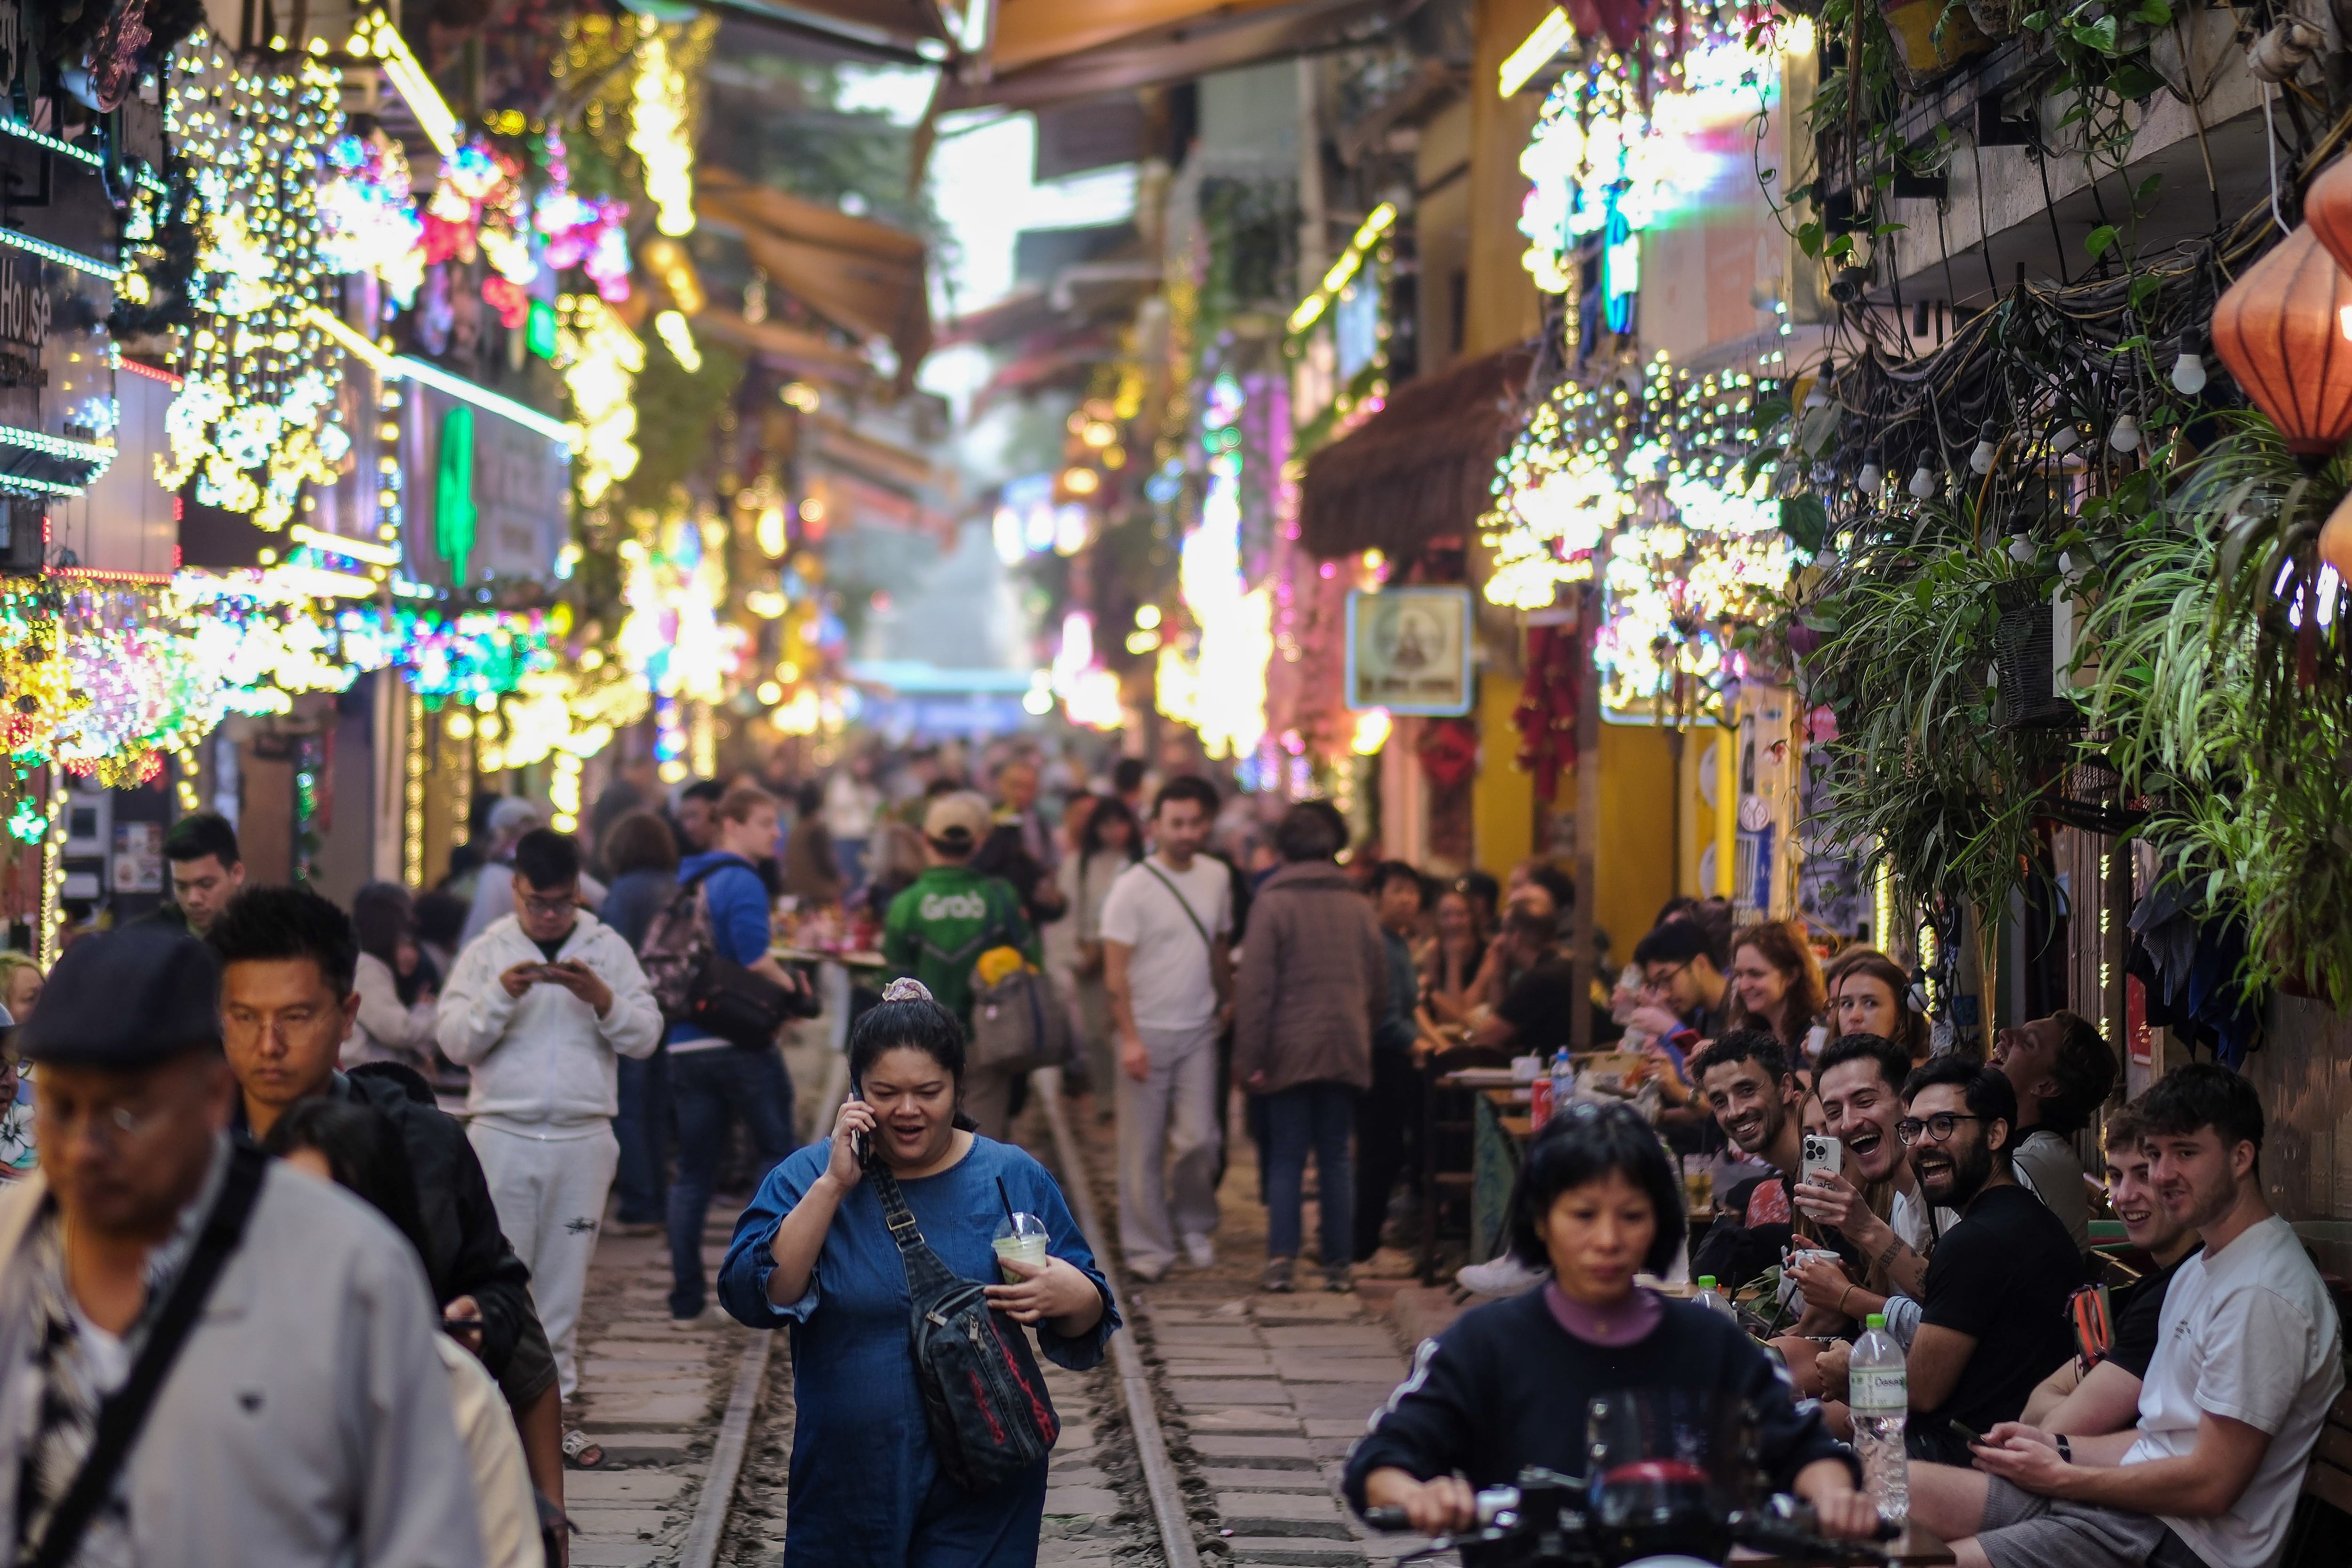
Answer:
[{"left": 993, "top": 1212, "right": 1050, "bottom": 1281}]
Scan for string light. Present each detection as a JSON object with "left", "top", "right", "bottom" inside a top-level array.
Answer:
[{"left": 630, "top": 31, "right": 697, "bottom": 238}]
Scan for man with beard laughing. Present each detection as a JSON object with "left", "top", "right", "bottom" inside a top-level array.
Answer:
[{"left": 1890, "top": 1056, "right": 2080, "bottom": 1465}]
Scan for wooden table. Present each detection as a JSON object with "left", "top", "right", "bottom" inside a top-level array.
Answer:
[{"left": 1733, "top": 1522, "right": 1954, "bottom": 1567}]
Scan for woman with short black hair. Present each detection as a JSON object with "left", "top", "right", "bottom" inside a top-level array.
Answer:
[
  {"left": 717, "top": 980, "right": 1119, "bottom": 1567},
  {"left": 1343, "top": 1100, "right": 1877, "bottom": 1540}
]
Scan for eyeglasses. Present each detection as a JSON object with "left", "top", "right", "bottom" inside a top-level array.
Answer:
[
  {"left": 518, "top": 891, "right": 579, "bottom": 917},
  {"left": 41, "top": 1101, "right": 155, "bottom": 1147},
  {"left": 1639, "top": 961, "right": 1691, "bottom": 994},
  {"left": 1896, "top": 1112, "right": 1985, "bottom": 1145}
]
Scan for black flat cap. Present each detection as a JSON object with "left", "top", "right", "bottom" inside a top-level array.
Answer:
[{"left": 16, "top": 924, "right": 223, "bottom": 1067}]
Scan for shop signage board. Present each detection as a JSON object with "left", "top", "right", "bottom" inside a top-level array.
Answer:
[
  {"left": 402, "top": 380, "right": 571, "bottom": 585},
  {"left": 1345, "top": 586, "right": 1474, "bottom": 715}
]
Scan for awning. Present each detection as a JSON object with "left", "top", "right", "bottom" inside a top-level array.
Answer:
[
  {"left": 1295, "top": 343, "right": 1536, "bottom": 561},
  {"left": 705, "top": 0, "right": 949, "bottom": 60},
  {"left": 695, "top": 166, "right": 932, "bottom": 388},
  {"left": 939, "top": 0, "right": 1422, "bottom": 111},
  {"left": 694, "top": 308, "right": 875, "bottom": 387}
]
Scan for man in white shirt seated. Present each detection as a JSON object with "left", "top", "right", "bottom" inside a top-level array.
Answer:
[{"left": 1909, "top": 1064, "right": 2344, "bottom": 1568}]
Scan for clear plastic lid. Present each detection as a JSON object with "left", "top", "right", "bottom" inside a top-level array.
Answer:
[{"left": 993, "top": 1211, "right": 1049, "bottom": 1242}]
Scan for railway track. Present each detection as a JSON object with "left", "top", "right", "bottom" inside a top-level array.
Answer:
[{"left": 565, "top": 1062, "right": 1432, "bottom": 1568}]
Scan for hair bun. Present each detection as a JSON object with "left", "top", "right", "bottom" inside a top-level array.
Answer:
[{"left": 881, "top": 977, "right": 934, "bottom": 1004}]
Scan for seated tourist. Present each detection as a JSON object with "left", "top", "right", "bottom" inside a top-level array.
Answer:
[
  {"left": 1687, "top": 1031, "right": 1835, "bottom": 1289},
  {"left": 1846, "top": 1057, "right": 2081, "bottom": 1465},
  {"left": 1780, "top": 1034, "right": 1955, "bottom": 1392},
  {"left": 2021, "top": 1100, "right": 2201, "bottom": 1430},
  {"left": 1467, "top": 907, "right": 1577, "bottom": 1057},
  {"left": 1990, "top": 1011, "right": 2118, "bottom": 1251},
  {"left": 1908, "top": 1065, "right": 2344, "bottom": 1568}
]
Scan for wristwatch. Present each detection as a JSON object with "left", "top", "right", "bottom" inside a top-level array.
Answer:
[{"left": 2055, "top": 1435, "right": 2072, "bottom": 1464}]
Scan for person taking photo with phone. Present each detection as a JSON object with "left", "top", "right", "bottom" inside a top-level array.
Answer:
[{"left": 716, "top": 979, "right": 1117, "bottom": 1567}]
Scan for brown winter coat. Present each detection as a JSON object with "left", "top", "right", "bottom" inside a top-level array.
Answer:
[{"left": 1232, "top": 860, "right": 1387, "bottom": 1095}]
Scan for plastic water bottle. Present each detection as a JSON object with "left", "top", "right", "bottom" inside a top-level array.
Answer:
[
  {"left": 1550, "top": 1045, "right": 1574, "bottom": 1112},
  {"left": 1850, "top": 1312, "right": 1909, "bottom": 1524},
  {"left": 1692, "top": 1276, "right": 1734, "bottom": 1319}
]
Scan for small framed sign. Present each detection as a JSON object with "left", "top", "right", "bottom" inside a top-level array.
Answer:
[{"left": 1345, "top": 587, "right": 1475, "bottom": 715}]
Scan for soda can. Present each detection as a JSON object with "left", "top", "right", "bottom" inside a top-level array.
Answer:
[{"left": 1530, "top": 1075, "right": 1554, "bottom": 1129}]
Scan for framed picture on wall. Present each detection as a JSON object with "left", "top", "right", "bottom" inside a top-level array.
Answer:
[{"left": 1346, "top": 587, "right": 1474, "bottom": 716}]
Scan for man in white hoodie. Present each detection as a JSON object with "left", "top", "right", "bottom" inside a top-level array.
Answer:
[{"left": 439, "top": 828, "right": 663, "bottom": 1408}]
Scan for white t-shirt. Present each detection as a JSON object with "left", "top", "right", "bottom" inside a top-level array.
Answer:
[
  {"left": 1097, "top": 854, "right": 1232, "bottom": 1032},
  {"left": 1889, "top": 1186, "right": 1960, "bottom": 1253},
  {"left": 2122, "top": 1213, "right": 2344, "bottom": 1568}
]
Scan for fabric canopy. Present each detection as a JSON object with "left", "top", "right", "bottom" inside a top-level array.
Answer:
[
  {"left": 1295, "top": 344, "right": 1536, "bottom": 561},
  {"left": 941, "top": 0, "right": 1418, "bottom": 111},
  {"left": 694, "top": 308, "right": 875, "bottom": 386},
  {"left": 695, "top": 166, "right": 932, "bottom": 388}
]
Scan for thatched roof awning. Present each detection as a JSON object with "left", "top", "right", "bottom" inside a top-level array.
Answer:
[{"left": 1295, "top": 343, "right": 1536, "bottom": 562}]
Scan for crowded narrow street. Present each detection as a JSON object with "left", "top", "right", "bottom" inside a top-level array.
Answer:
[{"left": 8, "top": 4, "right": 2352, "bottom": 1568}]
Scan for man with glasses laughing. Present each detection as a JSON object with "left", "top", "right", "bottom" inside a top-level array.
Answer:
[{"left": 1883, "top": 1056, "right": 2081, "bottom": 1464}]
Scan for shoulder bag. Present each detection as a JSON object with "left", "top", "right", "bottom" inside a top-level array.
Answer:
[
  {"left": 27, "top": 1140, "right": 269, "bottom": 1568},
  {"left": 866, "top": 1157, "right": 1060, "bottom": 1491},
  {"left": 1139, "top": 861, "right": 1215, "bottom": 955},
  {"left": 640, "top": 862, "right": 815, "bottom": 1047}
]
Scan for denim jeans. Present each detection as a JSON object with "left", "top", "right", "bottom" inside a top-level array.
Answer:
[
  {"left": 1262, "top": 1081, "right": 1359, "bottom": 1265},
  {"left": 666, "top": 1044, "right": 796, "bottom": 1318},
  {"left": 613, "top": 1047, "right": 671, "bottom": 1224}
]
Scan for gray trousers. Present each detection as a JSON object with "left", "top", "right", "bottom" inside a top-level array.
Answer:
[{"left": 1116, "top": 1022, "right": 1224, "bottom": 1273}]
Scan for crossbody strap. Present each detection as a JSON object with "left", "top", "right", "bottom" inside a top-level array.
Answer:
[
  {"left": 29, "top": 1140, "right": 270, "bottom": 1568},
  {"left": 863, "top": 1160, "right": 960, "bottom": 1298},
  {"left": 1139, "top": 862, "right": 1214, "bottom": 955}
]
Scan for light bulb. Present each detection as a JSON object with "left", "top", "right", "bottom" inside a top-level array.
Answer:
[
  {"left": 1970, "top": 422, "right": 1998, "bottom": 475},
  {"left": 2007, "top": 534, "right": 2036, "bottom": 564},
  {"left": 2108, "top": 413, "right": 2142, "bottom": 453},
  {"left": 2050, "top": 425, "right": 2081, "bottom": 455},
  {"left": 1908, "top": 465, "right": 1938, "bottom": 500},
  {"left": 2172, "top": 351, "right": 2206, "bottom": 396},
  {"left": 1858, "top": 453, "right": 1883, "bottom": 493}
]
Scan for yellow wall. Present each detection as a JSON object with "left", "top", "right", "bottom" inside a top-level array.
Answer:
[
  {"left": 1463, "top": 0, "right": 1551, "bottom": 356},
  {"left": 1471, "top": 674, "right": 1533, "bottom": 876},
  {"left": 1594, "top": 723, "right": 1675, "bottom": 964},
  {"left": 1677, "top": 724, "right": 1740, "bottom": 901}
]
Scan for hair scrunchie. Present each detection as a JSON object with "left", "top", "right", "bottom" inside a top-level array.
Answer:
[{"left": 881, "top": 977, "right": 934, "bottom": 1004}]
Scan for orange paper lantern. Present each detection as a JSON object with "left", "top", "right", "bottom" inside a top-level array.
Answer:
[
  {"left": 2209, "top": 224, "right": 2352, "bottom": 458},
  {"left": 2303, "top": 154, "right": 2352, "bottom": 277}
]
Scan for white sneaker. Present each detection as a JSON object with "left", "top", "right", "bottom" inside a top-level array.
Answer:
[
  {"left": 1456, "top": 1254, "right": 1550, "bottom": 1297},
  {"left": 1182, "top": 1234, "right": 1216, "bottom": 1269}
]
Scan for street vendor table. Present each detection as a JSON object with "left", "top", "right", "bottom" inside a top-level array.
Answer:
[{"left": 1732, "top": 1522, "right": 1954, "bottom": 1567}]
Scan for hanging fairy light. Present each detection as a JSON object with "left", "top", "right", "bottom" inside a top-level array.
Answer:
[
  {"left": 157, "top": 29, "right": 350, "bottom": 533},
  {"left": 556, "top": 295, "right": 644, "bottom": 505},
  {"left": 630, "top": 31, "right": 697, "bottom": 238},
  {"left": 318, "top": 127, "right": 425, "bottom": 305}
]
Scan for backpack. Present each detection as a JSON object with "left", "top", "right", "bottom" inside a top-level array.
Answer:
[
  {"left": 638, "top": 863, "right": 725, "bottom": 1024},
  {"left": 867, "top": 1157, "right": 1060, "bottom": 1490}
]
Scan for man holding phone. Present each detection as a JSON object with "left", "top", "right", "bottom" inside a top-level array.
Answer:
[{"left": 439, "top": 828, "right": 664, "bottom": 1423}]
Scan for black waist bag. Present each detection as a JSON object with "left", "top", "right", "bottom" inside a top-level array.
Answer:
[{"left": 867, "top": 1160, "right": 1059, "bottom": 1490}]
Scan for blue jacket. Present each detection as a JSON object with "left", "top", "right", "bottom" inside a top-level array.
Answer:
[{"left": 667, "top": 851, "right": 773, "bottom": 1046}]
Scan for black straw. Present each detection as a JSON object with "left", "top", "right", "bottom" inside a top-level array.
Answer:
[{"left": 996, "top": 1176, "right": 1015, "bottom": 1221}]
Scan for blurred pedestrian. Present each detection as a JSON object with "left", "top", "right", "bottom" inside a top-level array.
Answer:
[
  {"left": 0, "top": 924, "right": 483, "bottom": 1566},
  {"left": 1232, "top": 802, "right": 1384, "bottom": 1293},
  {"left": 1100, "top": 776, "right": 1232, "bottom": 1280},
  {"left": 660, "top": 786, "right": 808, "bottom": 1325},
  {"left": 674, "top": 779, "right": 725, "bottom": 858},
  {"left": 211, "top": 885, "right": 567, "bottom": 1504},
  {"left": 152, "top": 810, "right": 245, "bottom": 937},
  {"left": 1057, "top": 795, "right": 1140, "bottom": 1115},
  {"left": 783, "top": 780, "right": 845, "bottom": 906},
  {"left": 823, "top": 750, "right": 884, "bottom": 890},
  {"left": 882, "top": 792, "right": 1039, "bottom": 1138},
  {"left": 601, "top": 809, "right": 683, "bottom": 1232},
  {"left": 1356, "top": 861, "right": 1427, "bottom": 1270},
  {"left": 993, "top": 757, "right": 1057, "bottom": 871},
  {"left": 438, "top": 830, "right": 663, "bottom": 1412},
  {"left": 0, "top": 950, "right": 44, "bottom": 1030},
  {"left": 264, "top": 1097, "right": 544, "bottom": 1568},
  {"left": 344, "top": 882, "right": 440, "bottom": 1073},
  {"left": 458, "top": 796, "right": 543, "bottom": 950}
]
